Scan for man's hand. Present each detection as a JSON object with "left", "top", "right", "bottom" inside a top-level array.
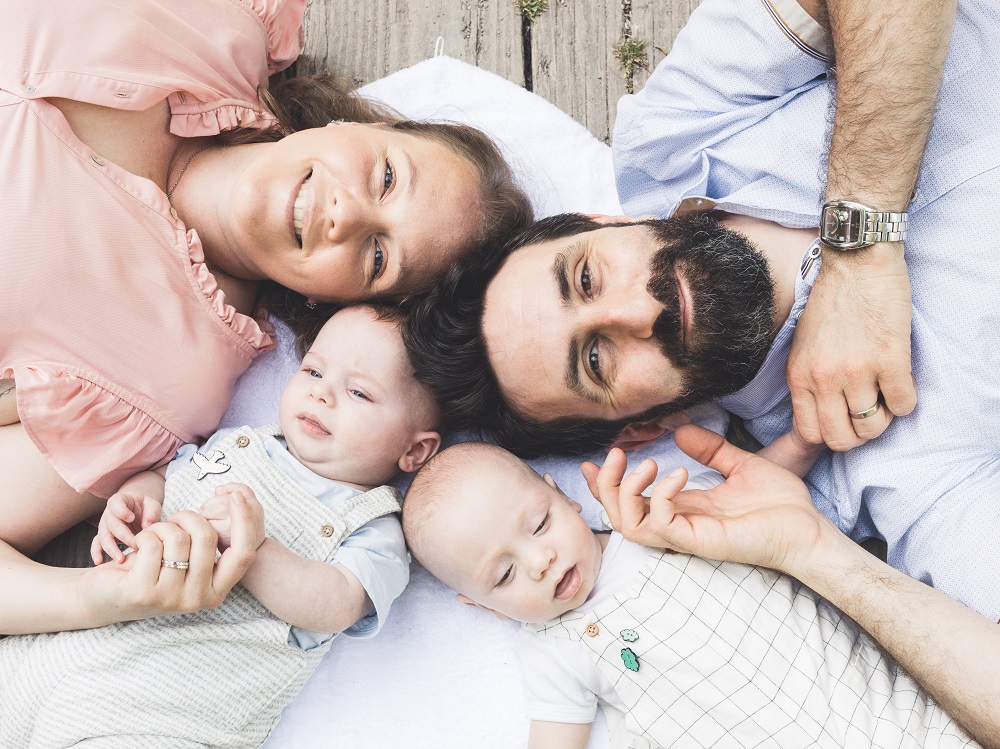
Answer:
[
  {"left": 787, "top": 243, "right": 914, "bottom": 451},
  {"left": 91, "top": 492, "right": 163, "bottom": 565},
  {"left": 583, "top": 425, "right": 835, "bottom": 574}
]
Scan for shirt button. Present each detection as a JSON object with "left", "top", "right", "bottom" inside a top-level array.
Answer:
[
  {"left": 585, "top": 623, "right": 600, "bottom": 637},
  {"left": 169, "top": 207, "right": 179, "bottom": 220},
  {"left": 92, "top": 155, "right": 105, "bottom": 166},
  {"left": 21, "top": 83, "right": 36, "bottom": 94},
  {"left": 321, "top": 524, "right": 336, "bottom": 537},
  {"left": 235, "top": 435, "right": 250, "bottom": 448}
]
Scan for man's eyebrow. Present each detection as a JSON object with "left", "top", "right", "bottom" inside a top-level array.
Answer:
[{"left": 553, "top": 249, "right": 571, "bottom": 304}]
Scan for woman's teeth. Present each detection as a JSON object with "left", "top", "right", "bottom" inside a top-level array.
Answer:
[{"left": 293, "top": 176, "right": 312, "bottom": 240}]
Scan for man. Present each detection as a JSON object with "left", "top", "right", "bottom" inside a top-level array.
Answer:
[{"left": 406, "top": 0, "right": 999, "bottom": 644}]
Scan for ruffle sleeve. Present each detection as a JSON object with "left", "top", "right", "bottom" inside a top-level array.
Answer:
[
  {"left": 248, "top": 0, "right": 308, "bottom": 75},
  {"left": 10, "top": 367, "right": 184, "bottom": 499},
  {"left": 186, "top": 230, "right": 276, "bottom": 354}
]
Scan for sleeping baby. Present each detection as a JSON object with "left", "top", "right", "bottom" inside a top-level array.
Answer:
[
  {"left": 0, "top": 304, "right": 441, "bottom": 748},
  {"left": 402, "top": 440, "right": 979, "bottom": 749}
]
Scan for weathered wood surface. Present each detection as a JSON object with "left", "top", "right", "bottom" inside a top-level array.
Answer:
[{"left": 298, "top": 0, "right": 702, "bottom": 142}]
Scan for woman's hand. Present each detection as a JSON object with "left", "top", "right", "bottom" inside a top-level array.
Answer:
[{"left": 77, "top": 492, "right": 259, "bottom": 624}]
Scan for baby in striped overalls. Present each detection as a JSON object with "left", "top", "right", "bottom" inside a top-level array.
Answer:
[
  {"left": 403, "top": 441, "right": 977, "bottom": 749},
  {"left": 0, "top": 305, "right": 442, "bottom": 748}
]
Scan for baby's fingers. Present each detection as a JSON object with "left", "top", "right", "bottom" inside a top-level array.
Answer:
[
  {"left": 107, "top": 493, "right": 136, "bottom": 524},
  {"left": 141, "top": 499, "right": 163, "bottom": 529}
]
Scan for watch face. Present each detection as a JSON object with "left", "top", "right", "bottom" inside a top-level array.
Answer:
[{"left": 823, "top": 206, "right": 861, "bottom": 244}]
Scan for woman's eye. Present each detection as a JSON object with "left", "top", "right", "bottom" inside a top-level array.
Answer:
[
  {"left": 497, "top": 566, "right": 513, "bottom": 587},
  {"left": 587, "top": 342, "right": 603, "bottom": 382},
  {"left": 382, "top": 160, "right": 395, "bottom": 195},
  {"left": 372, "top": 242, "right": 385, "bottom": 281},
  {"left": 580, "top": 263, "right": 593, "bottom": 297}
]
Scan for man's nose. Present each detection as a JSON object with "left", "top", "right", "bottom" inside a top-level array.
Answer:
[{"left": 588, "top": 291, "right": 659, "bottom": 338}]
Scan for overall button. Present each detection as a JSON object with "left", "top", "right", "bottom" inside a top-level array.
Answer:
[
  {"left": 320, "top": 524, "right": 336, "bottom": 538},
  {"left": 235, "top": 435, "right": 250, "bottom": 448},
  {"left": 585, "top": 623, "right": 600, "bottom": 638}
]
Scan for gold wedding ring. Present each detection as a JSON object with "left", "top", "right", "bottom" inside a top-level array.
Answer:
[
  {"left": 161, "top": 559, "right": 191, "bottom": 570},
  {"left": 849, "top": 403, "right": 880, "bottom": 420}
]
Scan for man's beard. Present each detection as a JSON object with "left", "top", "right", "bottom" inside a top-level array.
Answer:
[{"left": 642, "top": 215, "right": 776, "bottom": 415}]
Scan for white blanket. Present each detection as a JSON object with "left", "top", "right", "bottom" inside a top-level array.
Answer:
[{"left": 219, "top": 56, "right": 728, "bottom": 749}]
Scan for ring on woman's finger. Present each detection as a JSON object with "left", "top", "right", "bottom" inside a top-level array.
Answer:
[
  {"left": 160, "top": 559, "right": 190, "bottom": 570},
  {"left": 849, "top": 402, "right": 880, "bottom": 420}
]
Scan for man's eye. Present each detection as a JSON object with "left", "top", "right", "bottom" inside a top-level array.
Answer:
[
  {"left": 580, "top": 264, "right": 593, "bottom": 297},
  {"left": 587, "top": 342, "right": 603, "bottom": 382},
  {"left": 383, "top": 160, "right": 395, "bottom": 195},
  {"left": 372, "top": 242, "right": 385, "bottom": 281},
  {"left": 497, "top": 566, "right": 512, "bottom": 587}
]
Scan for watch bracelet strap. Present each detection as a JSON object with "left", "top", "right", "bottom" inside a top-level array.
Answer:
[{"left": 864, "top": 211, "right": 907, "bottom": 243}]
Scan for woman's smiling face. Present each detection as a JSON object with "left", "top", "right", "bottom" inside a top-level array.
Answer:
[{"left": 228, "top": 122, "right": 483, "bottom": 303}]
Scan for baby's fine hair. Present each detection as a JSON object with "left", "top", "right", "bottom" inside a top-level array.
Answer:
[{"left": 402, "top": 441, "right": 517, "bottom": 566}]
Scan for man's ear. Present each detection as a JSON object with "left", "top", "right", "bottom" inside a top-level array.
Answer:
[
  {"left": 613, "top": 412, "right": 692, "bottom": 451},
  {"left": 542, "top": 473, "right": 582, "bottom": 513},
  {"left": 456, "top": 593, "right": 510, "bottom": 622},
  {"left": 398, "top": 431, "right": 442, "bottom": 473}
]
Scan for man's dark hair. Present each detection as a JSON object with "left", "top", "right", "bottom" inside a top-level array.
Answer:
[
  {"left": 403, "top": 212, "right": 772, "bottom": 458},
  {"left": 403, "top": 213, "right": 639, "bottom": 458}
]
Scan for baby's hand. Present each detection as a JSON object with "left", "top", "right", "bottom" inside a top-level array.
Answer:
[
  {"left": 91, "top": 493, "right": 163, "bottom": 565},
  {"left": 200, "top": 483, "right": 265, "bottom": 551}
]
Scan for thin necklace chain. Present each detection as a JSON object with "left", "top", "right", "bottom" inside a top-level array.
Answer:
[{"left": 166, "top": 143, "right": 211, "bottom": 200}]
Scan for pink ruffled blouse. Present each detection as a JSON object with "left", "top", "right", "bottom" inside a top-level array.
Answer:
[{"left": 1, "top": 0, "right": 305, "bottom": 497}]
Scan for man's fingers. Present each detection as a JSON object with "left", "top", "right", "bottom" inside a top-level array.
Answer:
[
  {"left": 879, "top": 371, "right": 917, "bottom": 417},
  {"left": 580, "top": 462, "right": 600, "bottom": 500},
  {"left": 672, "top": 424, "right": 751, "bottom": 478},
  {"left": 788, "top": 386, "right": 822, "bottom": 446}
]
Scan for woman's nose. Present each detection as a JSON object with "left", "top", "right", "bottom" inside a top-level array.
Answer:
[{"left": 327, "top": 190, "right": 374, "bottom": 245}]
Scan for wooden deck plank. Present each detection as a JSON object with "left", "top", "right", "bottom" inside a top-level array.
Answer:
[
  {"left": 628, "top": 0, "right": 702, "bottom": 93},
  {"left": 528, "top": 0, "right": 624, "bottom": 143},
  {"left": 297, "top": 0, "right": 702, "bottom": 139},
  {"left": 299, "top": 0, "right": 524, "bottom": 86}
]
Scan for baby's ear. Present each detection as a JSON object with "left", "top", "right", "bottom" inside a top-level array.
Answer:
[
  {"left": 398, "top": 431, "right": 442, "bottom": 473},
  {"left": 456, "top": 593, "right": 510, "bottom": 622}
]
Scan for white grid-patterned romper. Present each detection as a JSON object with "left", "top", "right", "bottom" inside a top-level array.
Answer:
[
  {"left": 530, "top": 551, "right": 979, "bottom": 749},
  {"left": 0, "top": 425, "right": 402, "bottom": 749}
]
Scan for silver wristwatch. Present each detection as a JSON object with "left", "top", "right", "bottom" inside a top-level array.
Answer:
[{"left": 820, "top": 199, "right": 908, "bottom": 250}]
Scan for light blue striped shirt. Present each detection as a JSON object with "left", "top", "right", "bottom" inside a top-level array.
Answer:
[{"left": 613, "top": 0, "right": 1000, "bottom": 620}]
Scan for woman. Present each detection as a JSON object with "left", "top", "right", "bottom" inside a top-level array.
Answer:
[{"left": 1, "top": 0, "right": 532, "bottom": 633}]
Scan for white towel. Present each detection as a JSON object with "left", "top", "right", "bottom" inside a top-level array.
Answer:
[{"left": 219, "top": 56, "right": 728, "bottom": 749}]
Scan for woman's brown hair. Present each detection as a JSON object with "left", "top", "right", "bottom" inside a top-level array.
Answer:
[{"left": 219, "top": 76, "right": 533, "bottom": 351}]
